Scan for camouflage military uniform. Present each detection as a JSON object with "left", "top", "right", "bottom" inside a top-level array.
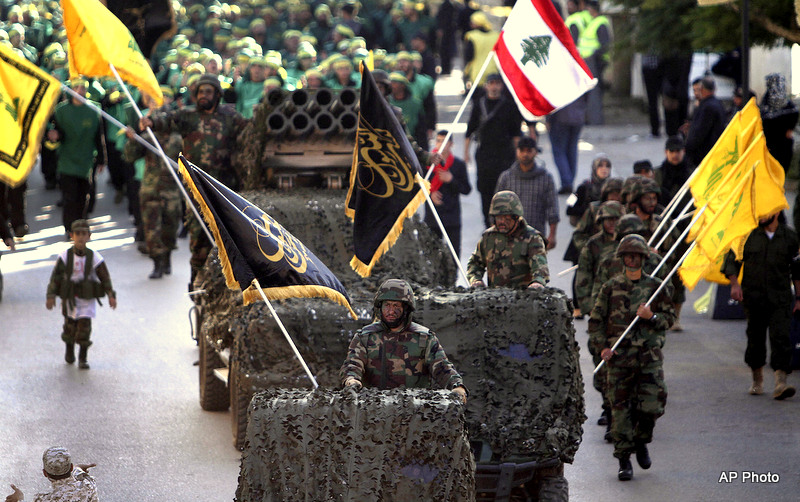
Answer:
[
  {"left": 468, "top": 191, "right": 549, "bottom": 288},
  {"left": 33, "top": 468, "right": 98, "bottom": 502},
  {"left": 467, "top": 220, "right": 549, "bottom": 288},
  {"left": 588, "top": 268, "right": 675, "bottom": 459},
  {"left": 149, "top": 97, "right": 247, "bottom": 281},
  {"left": 574, "top": 201, "right": 624, "bottom": 314},
  {"left": 123, "top": 123, "right": 183, "bottom": 259},
  {"left": 340, "top": 280, "right": 464, "bottom": 391},
  {"left": 340, "top": 321, "right": 464, "bottom": 390}
]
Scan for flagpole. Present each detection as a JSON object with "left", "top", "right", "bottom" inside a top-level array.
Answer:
[
  {"left": 424, "top": 51, "right": 496, "bottom": 182},
  {"left": 417, "top": 177, "right": 471, "bottom": 285},
  {"left": 593, "top": 241, "right": 696, "bottom": 374},
  {"left": 108, "top": 63, "right": 215, "bottom": 245},
  {"left": 252, "top": 279, "right": 319, "bottom": 389},
  {"left": 653, "top": 197, "right": 695, "bottom": 252}
]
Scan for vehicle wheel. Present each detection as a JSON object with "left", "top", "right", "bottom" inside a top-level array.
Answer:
[
  {"left": 199, "top": 332, "right": 229, "bottom": 411},
  {"left": 229, "top": 355, "right": 251, "bottom": 450}
]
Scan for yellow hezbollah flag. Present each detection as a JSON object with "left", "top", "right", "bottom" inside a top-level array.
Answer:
[
  {"left": 62, "top": 0, "right": 163, "bottom": 106},
  {"left": 687, "top": 110, "right": 761, "bottom": 241},
  {"left": 0, "top": 44, "right": 61, "bottom": 187},
  {"left": 679, "top": 167, "right": 756, "bottom": 290},
  {"left": 749, "top": 133, "right": 789, "bottom": 223}
]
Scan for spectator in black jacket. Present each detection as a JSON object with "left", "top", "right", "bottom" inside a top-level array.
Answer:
[{"left": 684, "top": 76, "right": 726, "bottom": 166}]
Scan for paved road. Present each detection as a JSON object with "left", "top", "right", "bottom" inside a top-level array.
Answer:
[{"left": 1, "top": 72, "right": 798, "bottom": 501}]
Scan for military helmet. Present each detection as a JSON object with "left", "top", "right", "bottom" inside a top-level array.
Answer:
[
  {"left": 595, "top": 200, "right": 624, "bottom": 224},
  {"left": 616, "top": 234, "right": 649, "bottom": 258},
  {"left": 620, "top": 175, "right": 642, "bottom": 205},
  {"left": 601, "top": 177, "right": 624, "bottom": 201},
  {"left": 489, "top": 190, "right": 524, "bottom": 217},
  {"left": 374, "top": 279, "right": 416, "bottom": 311},
  {"left": 628, "top": 177, "right": 661, "bottom": 205},
  {"left": 615, "top": 214, "right": 646, "bottom": 239}
]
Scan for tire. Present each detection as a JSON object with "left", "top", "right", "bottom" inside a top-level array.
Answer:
[
  {"left": 229, "top": 354, "right": 252, "bottom": 450},
  {"left": 199, "top": 331, "right": 229, "bottom": 411}
]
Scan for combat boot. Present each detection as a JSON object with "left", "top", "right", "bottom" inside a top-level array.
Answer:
[
  {"left": 670, "top": 303, "right": 683, "bottom": 331},
  {"left": 78, "top": 346, "right": 90, "bottom": 370},
  {"left": 163, "top": 253, "right": 172, "bottom": 275},
  {"left": 635, "top": 442, "right": 652, "bottom": 469},
  {"left": 65, "top": 343, "right": 75, "bottom": 364},
  {"left": 618, "top": 456, "right": 633, "bottom": 481},
  {"left": 597, "top": 406, "right": 609, "bottom": 426},
  {"left": 148, "top": 256, "right": 164, "bottom": 279},
  {"left": 749, "top": 367, "right": 764, "bottom": 395},
  {"left": 773, "top": 370, "right": 795, "bottom": 400}
]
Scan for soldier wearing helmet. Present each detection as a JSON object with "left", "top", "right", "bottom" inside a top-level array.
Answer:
[
  {"left": 140, "top": 71, "right": 248, "bottom": 293},
  {"left": 588, "top": 234, "right": 675, "bottom": 482},
  {"left": 467, "top": 191, "right": 549, "bottom": 289},
  {"left": 627, "top": 175, "right": 687, "bottom": 331},
  {"left": 575, "top": 201, "right": 623, "bottom": 315},
  {"left": 340, "top": 279, "right": 467, "bottom": 403}
]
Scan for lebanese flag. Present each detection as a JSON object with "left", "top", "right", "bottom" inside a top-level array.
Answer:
[{"left": 493, "top": 0, "right": 597, "bottom": 120}]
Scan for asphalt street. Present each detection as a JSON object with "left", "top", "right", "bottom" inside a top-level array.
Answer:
[{"left": 0, "top": 72, "right": 798, "bottom": 501}]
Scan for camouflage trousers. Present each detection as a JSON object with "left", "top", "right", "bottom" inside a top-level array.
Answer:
[
  {"left": 607, "top": 355, "right": 667, "bottom": 458},
  {"left": 141, "top": 189, "right": 181, "bottom": 258},
  {"left": 591, "top": 353, "right": 610, "bottom": 408},
  {"left": 61, "top": 316, "right": 92, "bottom": 348}
]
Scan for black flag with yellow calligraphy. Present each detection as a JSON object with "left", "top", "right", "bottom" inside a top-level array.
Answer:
[
  {"left": 178, "top": 156, "right": 356, "bottom": 318},
  {"left": 345, "top": 63, "right": 429, "bottom": 277}
]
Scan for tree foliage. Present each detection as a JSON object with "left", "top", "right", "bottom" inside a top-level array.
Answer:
[{"left": 609, "top": 0, "right": 800, "bottom": 54}]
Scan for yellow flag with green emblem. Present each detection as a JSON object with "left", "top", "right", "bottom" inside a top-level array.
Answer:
[
  {"left": 687, "top": 99, "right": 760, "bottom": 240},
  {"left": 0, "top": 44, "right": 61, "bottom": 187},
  {"left": 62, "top": 0, "right": 163, "bottom": 106}
]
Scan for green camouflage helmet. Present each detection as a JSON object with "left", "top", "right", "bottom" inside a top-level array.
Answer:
[
  {"left": 616, "top": 234, "right": 649, "bottom": 258},
  {"left": 489, "top": 190, "right": 524, "bottom": 217},
  {"left": 620, "top": 175, "right": 643, "bottom": 205},
  {"left": 601, "top": 177, "right": 624, "bottom": 201},
  {"left": 629, "top": 177, "right": 661, "bottom": 205},
  {"left": 374, "top": 279, "right": 416, "bottom": 311},
  {"left": 615, "top": 214, "right": 646, "bottom": 239},
  {"left": 595, "top": 200, "right": 624, "bottom": 224}
]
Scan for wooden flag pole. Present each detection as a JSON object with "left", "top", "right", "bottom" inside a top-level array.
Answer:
[
  {"left": 108, "top": 63, "right": 215, "bottom": 245},
  {"left": 252, "top": 279, "right": 319, "bottom": 389}
]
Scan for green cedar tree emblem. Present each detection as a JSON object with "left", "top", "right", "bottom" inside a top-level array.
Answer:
[{"left": 520, "top": 35, "right": 552, "bottom": 68}]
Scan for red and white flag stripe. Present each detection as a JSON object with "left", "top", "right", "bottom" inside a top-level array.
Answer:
[{"left": 493, "top": 0, "right": 597, "bottom": 120}]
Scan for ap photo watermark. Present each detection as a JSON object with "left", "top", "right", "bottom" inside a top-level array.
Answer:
[{"left": 718, "top": 471, "right": 781, "bottom": 483}]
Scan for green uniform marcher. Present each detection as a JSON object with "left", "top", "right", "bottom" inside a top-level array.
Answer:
[{"left": 588, "top": 235, "right": 675, "bottom": 481}]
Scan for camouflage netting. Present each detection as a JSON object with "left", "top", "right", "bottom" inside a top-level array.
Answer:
[
  {"left": 414, "top": 288, "right": 586, "bottom": 464},
  {"left": 195, "top": 189, "right": 456, "bottom": 387},
  {"left": 236, "top": 388, "right": 475, "bottom": 502}
]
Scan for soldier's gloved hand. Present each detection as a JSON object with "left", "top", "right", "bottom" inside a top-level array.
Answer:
[
  {"left": 344, "top": 377, "right": 362, "bottom": 391},
  {"left": 76, "top": 463, "right": 96, "bottom": 472},
  {"left": 636, "top": 303, "right": 653, "bottom": 320},
  {"left": 46, "top": 297, "right": 55, "bottom": 310},
  {"left": 451, "top": 386, "right": 467, "bottom": 404},
  {"left": 470, "top": 280, "right": 485, "bottom": 289},
  {"left": 600, "top": 348, "right": 615, "bottom": 362}
]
